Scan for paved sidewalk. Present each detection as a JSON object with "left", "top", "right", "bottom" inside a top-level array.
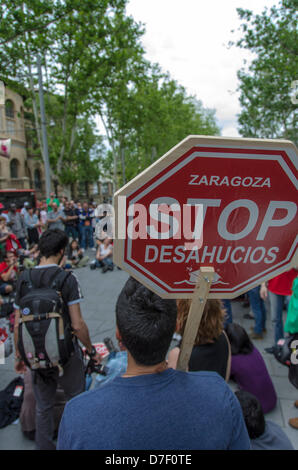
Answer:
[{"left": 0, "top": 261, "right": 297, "bottom": 449}]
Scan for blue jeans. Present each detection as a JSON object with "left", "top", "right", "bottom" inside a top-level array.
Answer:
[
  {"left": 248, "top": 286, "right": 266, "bottom": 335},
  {"left": 268, "top": 291, "right": 290, "bottom": 344},
  {"left": 79, "top": 225, "right": 94, "bottom": 249},
  {"left": 95, "top": 257, "right": 113, "bottom": 269},
  {"left": 65, "top": 225, "right": 78, "bottom": 240},
  {"left": 222, "top": 299, "right": 233, "bottom": 327}
]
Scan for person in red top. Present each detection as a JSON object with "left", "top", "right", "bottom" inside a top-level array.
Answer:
[
  {"left": 260, "top": 268, "right": 298, "bottom": 353},
  {"left": 0, "top": 250, "right": 18, "bottom": 295}
]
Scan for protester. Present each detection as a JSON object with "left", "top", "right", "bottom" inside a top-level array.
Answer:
[
  {"left": 39, "top": 201, "right": 48, "bottom": 232},
  {"left": 22, "top": 244, "right": 40, "bottom": 269},
  {"left": 57, "top": 276, "right": 250, "bottom": 450},
  {"left": 222, "top": 299, "right": 233, "bottom": 327},
  {"left": 47, "top": 202, "right": 66, "bottom": 231},
  {"left": 93, "top": 237, "right": 113, "bottom": 273},
  {"left": 0, "top": 250, "right": 18, "bottom": 295},
  {"left": 235, "top": 390, "right": 294, "bottom": 450},
  {"left": 66, "top": 239, "right": 89, "bottom": 269},
  {"left": 247, "top": 285, "right": 267, "bottom": 340},
  {"left": 46, "top": 192, "right": 60, "bottom": 212},
  {"left": 167, "top": 299, "right": 231, "bottom": 381},
  {"left": 225, "top": 323, "right": 277, "bottom": 414},
  {"left": 24, "top": 206, "right": 40, "bottom": 245},
  {"left": 283, "top": 276, "right": 298, "bottom": 430},
  {"left": 0, "top": 217, "right": 22, "bottom": 255},
  {"left": 13, "top": 228, "right": 101, "bottom": 450},
  {"left": 261, "top": 269, "right": 298, "bottom": 354},
  {"left": 77, "top": 202, "right": 95, "bottom": 250},
  {"left": 7, "top": 204, "right": 27, "bottom": 249},
  {"left": 20, "top": 201, "right": 30, "bottom": 218},
  {"left": 63, "top": 201, "right": 79, "bottom": 240},
  {"left": 0, "top": 203, "right": 9, "bottom": 223}
]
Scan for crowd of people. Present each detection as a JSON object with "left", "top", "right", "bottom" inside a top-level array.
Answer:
[
  {"left": 0, "top": 192, "right": 114, "bottom": 275},
  {"left": 0, "top": 193, "right": 297, "bottom": 451}
]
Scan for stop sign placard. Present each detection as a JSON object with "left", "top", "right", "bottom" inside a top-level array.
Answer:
[{"left": 114, "top": 136, "right": 298, "bottom": 298}]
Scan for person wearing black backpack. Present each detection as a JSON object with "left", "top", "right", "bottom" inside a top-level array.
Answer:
[{"left": 13, "top": 228, "right": 101, "bottom": 450}]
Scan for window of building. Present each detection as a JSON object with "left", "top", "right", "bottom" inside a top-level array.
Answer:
[
  {"left": 10, "top": 159, "right": 19, "bottom": 178},
  {"left": 6, "top": 119, "right": 15, "bottom": 135},
  {"left": 5, "top": 99, "right": 14, "bottom": 119}
]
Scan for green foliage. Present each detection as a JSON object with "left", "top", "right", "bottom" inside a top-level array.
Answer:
[
  {"left": 233, "top": 0, "right": 298, "bottom": 143},
  {"left": 0, "top": 0, "right": 220, "bottom": 192}
]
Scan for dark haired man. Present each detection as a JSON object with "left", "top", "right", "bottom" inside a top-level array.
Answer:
[
  {"left": 57, "top": 277, "right": 250, "bottom": 450},
  {"left": 13, "top": 229, "right": 101, "bottom": 450},
  {"left": 235, "top": 390, "right": 294, "bottom": 450}
]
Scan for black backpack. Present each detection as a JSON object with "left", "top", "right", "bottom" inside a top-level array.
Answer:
[{"left": 17, "top": 268, "right": 75, "bottom": 371}]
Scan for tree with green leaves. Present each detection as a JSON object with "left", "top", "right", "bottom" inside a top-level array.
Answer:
[
  {"left": 233, "top": 0, "right": 297, "bottom": 143},
  {"left": 0, "top": 0, "right": 145, "bottom": 189}
]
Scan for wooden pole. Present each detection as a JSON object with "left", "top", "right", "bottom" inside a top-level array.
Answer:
[{"left": 176, "top": 266, "right": 215, "bottom": 371}]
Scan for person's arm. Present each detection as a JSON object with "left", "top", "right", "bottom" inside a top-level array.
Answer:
[
  {"left": 0, "top": 233, "right": 9, "bottom": 243},
  {"left": 13, "top": 308, "right": 27, "bottom": 373},
  {"left": 68, "top": 303, "right": 101, "bottom": 364},
  {"left": 260, "top": 282, "right": 268, "bottom": 300},
  {"left": 223, "top": 330, "right": 231, "bottom": 382},
  {"left": 1, "top": 262, "right": 16, "bottom": 282},
  {"left": 47, "top": 214, "right": 60, "bottom": 224},
  {"left": 167, "top": 347, "right": 180, "bottom": 369}
]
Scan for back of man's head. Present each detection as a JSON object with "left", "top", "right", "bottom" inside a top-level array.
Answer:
[
  {"left": 116, "top": 277, "right": 177, "bottom": 367},
  {"left": 38, "top": 229, "right": 68, "bottom": 258},
  {"left": 235, "top": 390, "right": 265, "bottom": 439}
]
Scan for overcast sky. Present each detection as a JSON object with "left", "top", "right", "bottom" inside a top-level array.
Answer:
[{"left": 125, "top": 0, "right": 277, "bottom": 137}]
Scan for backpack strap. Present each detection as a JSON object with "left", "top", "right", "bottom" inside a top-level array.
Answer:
[
  {"left": 21, "top": 269, "right": 34, "bottom": 291},
  {"left": 50, "top": 269, "right": 72, "bottom": 294}
]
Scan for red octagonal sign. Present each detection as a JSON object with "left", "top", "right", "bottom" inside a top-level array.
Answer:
[{"left": 114, "top": 136, "right": 298, "bottom": 298}]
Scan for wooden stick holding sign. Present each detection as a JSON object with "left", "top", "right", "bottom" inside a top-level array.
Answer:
[{"left": 176, "top": 266, "right": 215, "bottom": 372}]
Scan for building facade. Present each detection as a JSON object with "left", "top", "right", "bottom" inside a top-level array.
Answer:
[
  {"left": 0, "top": 83, "right": 46, "bottom": 199},
  {"left": 0, "top": 82, "right": 113, "bottom": 203}
]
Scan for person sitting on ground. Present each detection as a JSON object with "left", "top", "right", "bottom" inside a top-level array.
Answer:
[
  {"left": 0, "top": 250, "right": 18, "bottom": 296},
  {"left": 0, "top": 216, "right": 22, "bottom": 255},
  {"left": 225, "top": 323, "right": 277, "bottom": 414},
  {"left": 167, "top": 299, "right": 231, "bottom": 381},
  {"left": 57, "top": 276, "right": 250, "bottom": 450},
  {"left": 66, "top": 239, "right": 89, "bottom": 269},
  {"left": 22, "top": 244, "right": 40, "bottom": 269},
  {"left": 94, "top": 237, "right": 113, "bottom": 273},
  {"left": 235, "top": 390, "right": 294, "bottom": 450}
]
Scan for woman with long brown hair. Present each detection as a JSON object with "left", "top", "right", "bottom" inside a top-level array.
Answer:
[{"left": 167, "top": 299, "right": 231, "bottom": 381}]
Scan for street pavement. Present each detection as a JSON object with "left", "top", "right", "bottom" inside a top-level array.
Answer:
[{"left": 0, "top": 252, "right": 297, "bottom": 450}]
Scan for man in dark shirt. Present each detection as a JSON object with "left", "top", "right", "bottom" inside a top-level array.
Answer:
[
  {"left": 77, "top": 202, "right": 95, "bottom": 250},
  {"left": 13, "top": 229, "right": 101, "bottom": 450},
  {"left": 63, "top": 201, "right": 79, "bottom": 241}
]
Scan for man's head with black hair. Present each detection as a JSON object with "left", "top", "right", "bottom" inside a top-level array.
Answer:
[
  {"left": 116, "top": 277, "right": 177, "bottom": 367},
  {"left": 235, "top": 390, "right": 265, "bottom": 439},
  {"left": 38, "top": 229, "right": 69, "bottom": 259}
]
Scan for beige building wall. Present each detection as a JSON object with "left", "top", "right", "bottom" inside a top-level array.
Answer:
[
  {"left": 0, "top": 84, "right": 46, "bottom": 198},
  {"left": 0, "top": 84, "right": 113, "bottom": 203}
]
